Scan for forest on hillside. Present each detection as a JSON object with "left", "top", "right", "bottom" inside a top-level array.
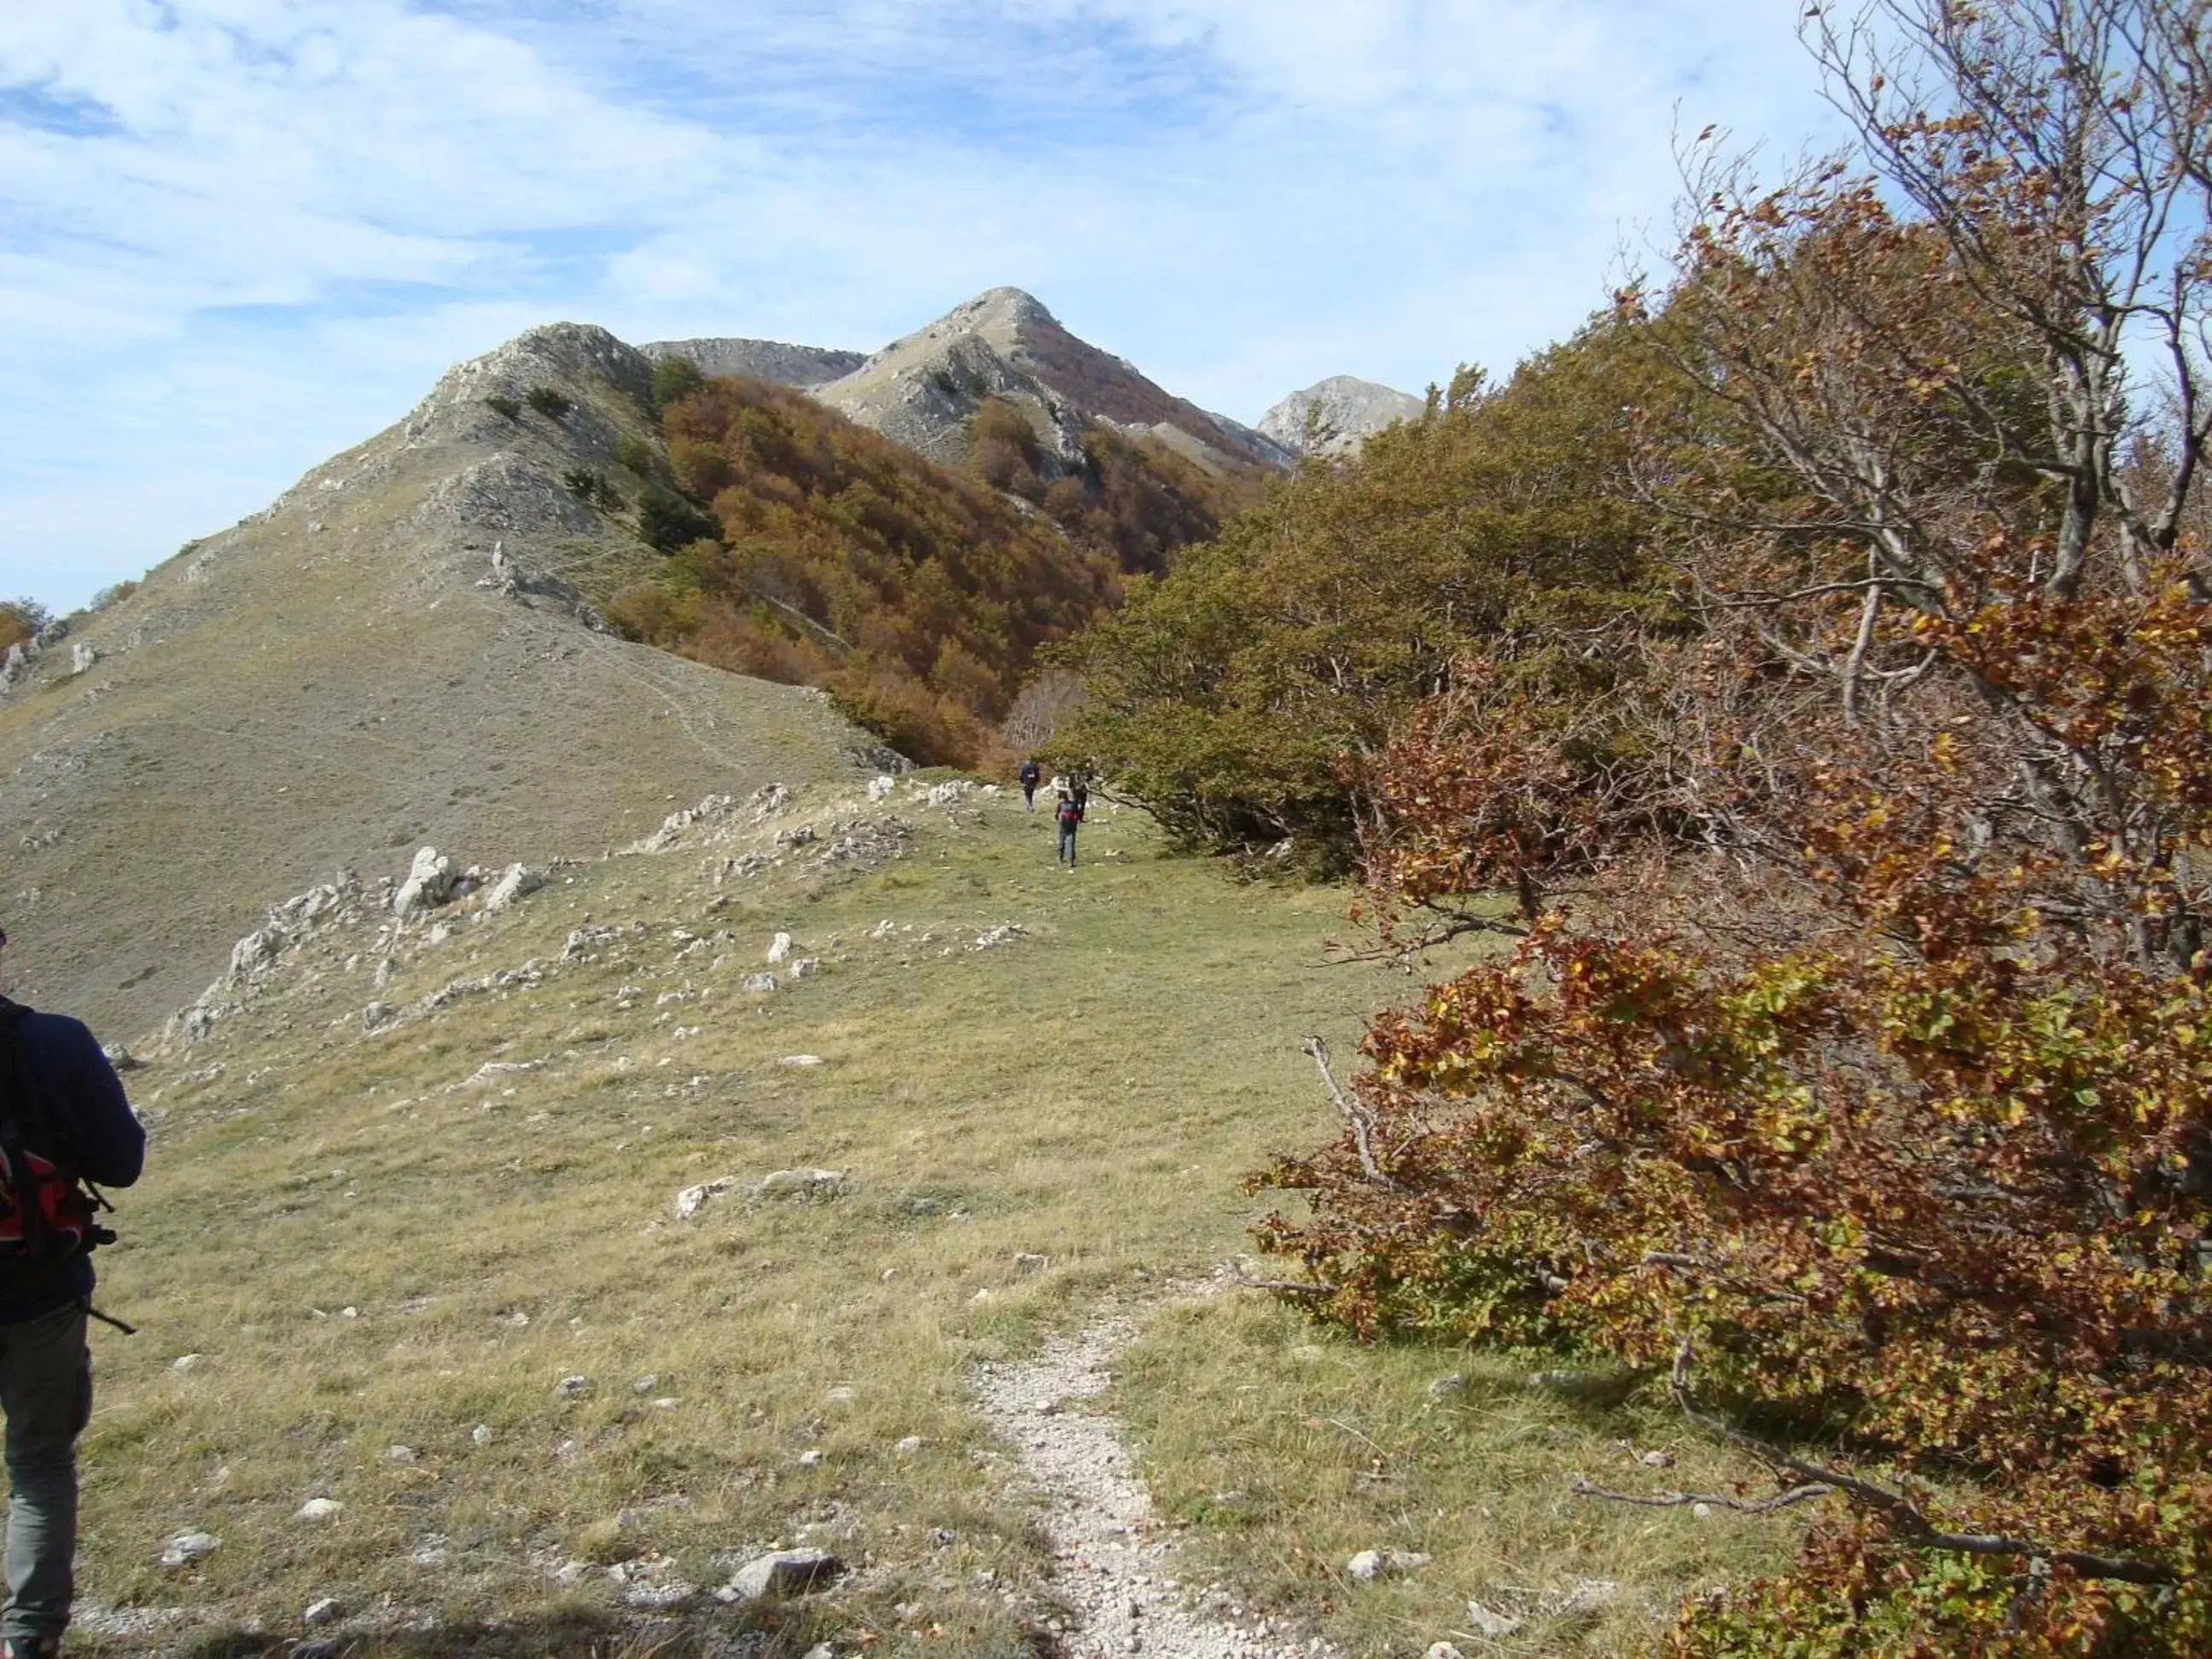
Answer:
[
  {"left": 602, "top": 360, "right": 1263, "bottom": 768},
  {"left": 1066, "top": 2, "right": 2212, "bottom": 1652}
]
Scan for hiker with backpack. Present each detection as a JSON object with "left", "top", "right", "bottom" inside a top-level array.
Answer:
[
  {"left": 0, "top": 928, "right": 144, "bottom": 1659},
  {"left": 1054, "top": 789, "right": 1082, "bottom": 868},
  {"left": 1018, "top": 757, "right": 1041, "bottom": 812}
]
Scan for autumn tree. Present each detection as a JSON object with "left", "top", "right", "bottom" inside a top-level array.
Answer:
[
  {"left": 0, "top": 598, "right": 49, "bottom": 653},
  {"left": 1260, "top": 3, "right": 2212, "bottom": 1650},
  {"left": 1062, "top": 324, "right": 1684, "bottom": 869}
]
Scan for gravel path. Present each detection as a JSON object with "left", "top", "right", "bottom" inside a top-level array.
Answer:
[{"left": 974, "top": 1284, "right": 1339, "bottom": 1659}]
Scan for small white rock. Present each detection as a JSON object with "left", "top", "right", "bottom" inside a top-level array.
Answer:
[
  {"left": 471, "top": 1423, "right": 494, "bottom": 1446},
  {"left": 160, "top": 1531, "right": 219, "bottom": 1567},
  {"left": 387, "top": 1445, "right": 417, "bottom": 1464},
  {"left": 294, "top": 1498, "right": 343, "bottom": 1522},
  {"left": 1693, "top": 1501, "right": 1714, "bottom": 1521},
  {"left": 1466, "top": 1598, "right": 1524, "bottom": 1636},
  {"left": 171, "top": 1353, "right": 204, "bottom": 1372},
  {"left": 303, "top": 1597, "right": 342, "bottom": 1626},
  {"left": 797, "top": 1448, "right": 823, "bottom": 1467}
]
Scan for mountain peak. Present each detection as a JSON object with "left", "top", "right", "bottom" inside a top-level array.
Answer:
[{"left": 1259, "top": 375, "right": 1425, "bottom": 459}]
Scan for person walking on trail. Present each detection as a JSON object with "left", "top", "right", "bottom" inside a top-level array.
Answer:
[
  {"left": 1069, "top": 777, "right": 1090, "bottom": 820},
  {"left": 0, "top": 927, "right": 145, "bottom": 1659},
  {"left": 1054, "top": 789, "right": 1082, "bottom": 868},
  {"left": 1018, "top": 757, "right": 1042, "bottom": 812}
]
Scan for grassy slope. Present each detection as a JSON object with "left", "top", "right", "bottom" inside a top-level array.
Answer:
[
  {"left": 73, "top": 783, "right": 1793, "bottom": 1657},
  {"left": 0, "top": 328, "right": 871, "bottom": 1041}
]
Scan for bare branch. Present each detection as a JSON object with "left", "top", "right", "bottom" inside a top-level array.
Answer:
[{"left": 1303, "top": 1036, "right": 1403, "bottom": 1189}]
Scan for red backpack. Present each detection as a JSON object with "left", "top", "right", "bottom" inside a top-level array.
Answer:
[{"left": 0, "top": 1001, "right": 109, "bottom": 1272}]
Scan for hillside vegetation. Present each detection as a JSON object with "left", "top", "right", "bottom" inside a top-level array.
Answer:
[
  {"left": 1062, "top": 325, "right": 1679, "bottom": 870},
  {"left": 603, "top": 375, "right": 1266, "bottom": 771},
  {"left": 1072, "top": 4, "right": 2212, "bottom": 1653}
]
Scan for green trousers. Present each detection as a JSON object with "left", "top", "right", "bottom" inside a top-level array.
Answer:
[{"left": 0, "top": 1304, "right": 89, "bottom": 1646}]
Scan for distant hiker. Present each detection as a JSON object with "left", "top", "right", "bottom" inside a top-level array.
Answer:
[
  {"left": 1018, "top": 758, "right": 1041, "bottom": 812},
  {"left": 1070, "top": 777, "right": 1090, "bottom": 821},
  {"left": 1055, "top": 790, "right": 1081, "bottom": 868},
  {"left": 0, "top": 928, "right": 144, "bottom": 1659}
]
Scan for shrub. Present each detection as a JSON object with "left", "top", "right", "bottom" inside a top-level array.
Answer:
[
  {"left": 637, "top": 485, "right": 719, "bottom": 554},
  {"left": 649, "top": 355, "right": 702, "bottom": 414},
  {"left": 526, "top": 385, "right": 573, "bottom": 420},
  {"left": 484, "top": 393, "right": 521, "bottom": 421},
  {"left": 614, "top": 434, "right": 655, "bottom": 475},
  {"left": 90, "top": 580, "right": 139, "bottom": 610}
]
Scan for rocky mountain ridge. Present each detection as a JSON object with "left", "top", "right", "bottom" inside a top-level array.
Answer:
[{"left": 0, "top": 321, "right": 882, "bottom": 1036}]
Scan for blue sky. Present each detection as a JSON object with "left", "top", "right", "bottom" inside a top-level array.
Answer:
[{"left": 0, "top": 1, "right": 1844, "bottom": 612}]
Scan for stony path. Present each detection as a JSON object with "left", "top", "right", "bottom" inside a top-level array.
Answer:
[{"left": 973, "top": 1285, "right": 1339, "bottom": 1659}]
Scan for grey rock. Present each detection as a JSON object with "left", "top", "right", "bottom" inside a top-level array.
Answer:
[
  {"left": 1426, "top": 1645, "right": 1470, "bottom": 1659},
  {"left": 294, "top": 1498, "right": 343, "bottom": 1522},
  {"left": 743, "top": 972, "right": 778, "bottom": 993},
  {"left": 387, "top": 1445, "right": 417, "bottom": 1463},
  {"left": 102, "top": 1042, "right": 141, "bottom": 1072},
  {"left": 393, "top": 846, "right": 456, "bottom": 922},
  {"left": 1346, "top": 1548, "right": 1429, "bottom": 1583},
  {"left": 69, "top": 641, "right": 96, "bottom": 676},
  {"left": 788, "top": 957, "right": 819, "bottom": 980},
  {"left": 481, "top": 862, "right": 544, "bottom": 913},
  {"left": 719, "top": 1547, "right": 846, "bottom": 1603},
  {"left": 1465, "top": 1598, "right": 1523, "bottom": 1637},
  {"left": 0, "top": 643, "right": 26, "bottom": 692},
  {"left": 303, "top": 1596, "right": 342, "bottom": 1626},
  {"left": 1426, "top": 1371, "right": 1466, "bottom": 1399},
  {"left": 361, "top": 1001, "right": 399, "bottom": 1031},
  {"left": 471, "top": 1423, "right": 494, "bottom": 1445},
  {"left": 160, "top": 1531, "right": 219, "bottom": 1567},
  {"left": 555, "top": 1375, "right": 594, "bottom": 1399},
  {"left": 766, "top": 930, "right": 793, "bottom": 963}
]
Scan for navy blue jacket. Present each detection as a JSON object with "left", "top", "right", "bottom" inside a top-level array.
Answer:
[{"left": 0, "top": 1005, "right": 145, "bottom": 1323}]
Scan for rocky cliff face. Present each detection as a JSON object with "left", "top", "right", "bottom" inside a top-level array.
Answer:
[
  {"left": 638, "top": 337, "right": 865, "bottom": 388},
  {"left": 812, "top": 288, "right": 1292, "bottom": 476},
  {"left": 1258, "top": 375, "right": 1426, "bottom": 459},
  {"left": 0, "top": 322, "right": 878, "bottom": 1037}
]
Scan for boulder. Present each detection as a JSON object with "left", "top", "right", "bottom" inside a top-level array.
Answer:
[
  {"left": 68, "top": 641, "right": 96, "bottom": 676},
  {"left": 0, "top": 643, "right": 26, "bottom": 691},
  {"left": 766, "top": 931, "right": 793, "bottom": 963},
  {"left": 393, "top": 847, "right": 456, "bottom": 921},
  {"left": 743, "top": 972, "right": 778, "bottom": 992},
  {"left": 867, "top": 774, "right": 896, "bottom": 800},
  {"left": 294, "top": 1498, "right": 343, "bottom": 1522},
  {"left": 719, "top": 1548, "right": 845, "bottom": 1603},
  {"left": 481, "top": 863, "right": 544, "bottom": 912}
]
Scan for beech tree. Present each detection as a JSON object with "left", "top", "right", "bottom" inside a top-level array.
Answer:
[{"left": 1260, "top": 3, "right": 2212, "bottom": 1650}]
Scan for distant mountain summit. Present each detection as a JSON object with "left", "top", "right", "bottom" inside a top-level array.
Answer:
[
  {"left": 638, "top": 336, "right": 864, "bottom": 389},
  {"left": 812, "top": 288, "right": 1293, "bottom": 475},
  {"left": 1259, "top": 375, "right": 1426, "bottom": 459}
]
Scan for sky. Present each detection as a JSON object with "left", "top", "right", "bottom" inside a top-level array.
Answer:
[{"left": 0, "top": 1, "right": 1848, "bottom": 613}]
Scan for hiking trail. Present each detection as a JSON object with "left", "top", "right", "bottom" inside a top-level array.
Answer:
[{"left": 973, "top": 1278, "right": 1338, "bottom": 1659}]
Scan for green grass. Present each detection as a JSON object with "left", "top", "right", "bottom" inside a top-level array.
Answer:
[{"left": 70, "top": 782, "right": 1796, "bottom": 1655}]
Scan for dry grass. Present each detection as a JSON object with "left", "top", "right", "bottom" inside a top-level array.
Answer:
[{"left": 65, "top": 783, "right": 1796, "bottom": 1656}]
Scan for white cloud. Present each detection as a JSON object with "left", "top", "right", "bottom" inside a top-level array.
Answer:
[{"left": 0, "top": 0, "right": 1844, "bottom": 610}]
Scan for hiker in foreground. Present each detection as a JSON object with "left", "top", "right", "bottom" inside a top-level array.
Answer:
[
  {"left": 0, "top": 928, "right": 145, "bottom": 1659},
  {"left": 1054, "top": 789, "right": 1081, "bottom": 869},
  {"left": 1018, "top": 756, "right": 1041, "bottom": 812}
]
